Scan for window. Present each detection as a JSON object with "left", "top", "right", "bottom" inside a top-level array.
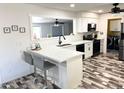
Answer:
[
  {"left": 109, "top": 19, "right": 121, "bottom": 32},
  {"left": 32, "top": 26, "right": 41, "bottom": 39}
]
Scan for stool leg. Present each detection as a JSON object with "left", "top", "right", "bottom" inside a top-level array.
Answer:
[
  {"left": 33, "top": 66, "right": 39, "bottom": 84},
  {"left": 42, "top": 70, "right": 48, "bottom": 89},
  {"left": 34, "top": 66, "right": 36, "bottom": 75},
  {"left": 44, "top": 70, "right": 47, "bottom": 86}
]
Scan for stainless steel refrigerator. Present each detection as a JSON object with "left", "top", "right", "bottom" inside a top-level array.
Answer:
[{"left": 119, "top": 23, "right": 124, "bottom": 61}]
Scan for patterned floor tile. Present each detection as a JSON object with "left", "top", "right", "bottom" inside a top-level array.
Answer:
[
  {"left": 79, "top": 50, "right": 124, "bottom": 89},
  {"left": 2, "top": 73, "right": 53, "bottom": 89},
  {"left": 2, "top": 50, "right": 124, "bottom": 89}
]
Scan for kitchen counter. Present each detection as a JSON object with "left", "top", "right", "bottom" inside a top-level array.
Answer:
[
  {"left": 29, "top": 40, "right": 92, "bottom": 88},
  {"left": 30, "top": 40, "right": 92, "bottom": 63},
  {"left": 30, "top": 46, "right": 83, "bottom": 63}
]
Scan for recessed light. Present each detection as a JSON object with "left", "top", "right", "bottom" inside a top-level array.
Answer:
[
  {"left": 98, "top": 10, "right": 103, "bottom": 13},
  {"left": 70, "top": 4, "right": 75, "bottom": 8}
]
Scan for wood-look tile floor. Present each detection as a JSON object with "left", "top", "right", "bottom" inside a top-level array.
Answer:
[
  {"left": 79, "top": 51, "right": 124, "bottom": 89},
  {"left": 2, "top": 73, "right": 54, "bottom": 89},
  {"left": 2, "top": 50, "right": 124, "bottom": 89}
]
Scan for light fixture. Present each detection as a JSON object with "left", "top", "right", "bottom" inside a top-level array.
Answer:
[
  {"left": 98, "top": 10, "right": 103, "bottom": 13},
  {"left": 70, "top": 4, "right": 75, "bottom": 8},
  {"left": 54, "top": 19, "right": 59, "bottom": 26},
  {"left": 54, "top": 24, "right": 59, "bottom": 27}
]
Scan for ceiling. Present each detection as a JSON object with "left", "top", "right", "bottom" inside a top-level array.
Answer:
[{"left": 34, "top": 3, "right": 124, "bottom": 14}]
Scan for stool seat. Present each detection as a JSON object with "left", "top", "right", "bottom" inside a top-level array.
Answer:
[{"left": 23, "top": 51, "right": 33, "bottom": 65}]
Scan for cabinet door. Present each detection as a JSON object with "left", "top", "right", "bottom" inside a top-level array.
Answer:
[
  {"left": 78, "top": 18, "right": 88, "bottom": 33},
  {"left": 87, "top": 18, "right": 97, "bottom": 24},
  {"left": 85, "top": 42, "right": 93, "bottom": 59}
]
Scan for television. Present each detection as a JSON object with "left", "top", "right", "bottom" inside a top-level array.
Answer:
[{"left": 88, "top": 23, "right": 96, "bottom": 32}]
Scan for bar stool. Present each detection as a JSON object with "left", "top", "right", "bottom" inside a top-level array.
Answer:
[{"left": 31, "top": 53, "right": 55, "bottom": 89}]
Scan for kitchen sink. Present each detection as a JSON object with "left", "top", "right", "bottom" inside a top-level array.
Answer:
[{"left": 57, "top": 43, "right": 72, "bottom": 47}]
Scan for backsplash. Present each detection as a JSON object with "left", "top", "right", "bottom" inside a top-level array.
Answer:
[
  {"left": 83, "top": 31, "right": 104, "bottom": 40},
  {"left": 37, "top": 34, "right": 83, "bottom": 48}
]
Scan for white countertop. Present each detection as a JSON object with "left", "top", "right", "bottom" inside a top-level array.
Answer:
[
  {"left": 31, "top": 47, "right": 83, "bottom": 63},
  {"left": 30, "top": 40, "right": 92, "bottom": 63},
  {"left": 62, "top": 40, "right": 92, "bottom": 48}
]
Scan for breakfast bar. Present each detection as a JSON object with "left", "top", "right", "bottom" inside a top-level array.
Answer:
[{"left": 30, "top": 46, "right": 83, "bottom": 89}]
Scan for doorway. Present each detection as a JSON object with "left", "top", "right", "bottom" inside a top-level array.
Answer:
[{"left": 107, "top": 18, "right": 121, "bottom": 54}]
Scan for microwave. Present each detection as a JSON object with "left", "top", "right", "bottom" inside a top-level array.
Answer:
[{"left": 88, "top": 23, "right": 96, "bottom": 32}]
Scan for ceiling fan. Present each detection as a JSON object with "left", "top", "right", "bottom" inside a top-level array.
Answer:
[
  {"left": 54, "top": 19, "right": 64, "bottom": 26},
  {"left": 110, "top": 3, "right": 124, "bottom": 13}
]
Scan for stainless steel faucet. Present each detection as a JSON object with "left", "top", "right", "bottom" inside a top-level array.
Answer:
[{"left": 58, "top": 35, "right": 66, "bottom": 45}]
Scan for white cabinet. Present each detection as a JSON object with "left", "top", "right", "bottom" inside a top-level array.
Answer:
[
  {"left": 77, "top": 18, "right": 98, "bottom": 33},
  {"left": 77, "top": 18, "right": 88, "bottom": 33},
  {"left": 85, "top": 42, "right": 93, "bottom": 59}
]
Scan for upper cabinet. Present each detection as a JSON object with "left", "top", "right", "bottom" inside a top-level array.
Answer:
[{"left": 77, "top": 18, "right": 98, "bottom": 33}]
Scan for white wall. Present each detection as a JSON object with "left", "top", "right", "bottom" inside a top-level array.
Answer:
[
  {"left": 98, "top": 13, "right": 124, "bottom": 54},
  {"left": 0, "top": 3, "right": 76, "bottom": 85}
]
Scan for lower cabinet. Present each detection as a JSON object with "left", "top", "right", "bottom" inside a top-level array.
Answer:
[{"left": 85, "top": 42, "right": 93, "bottom": 59}]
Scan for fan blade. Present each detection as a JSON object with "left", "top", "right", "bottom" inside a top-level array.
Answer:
[
  {"left": 120, "top": 9, "right": 124, "bottom": 12},
  {"left": 59, "top": 22, "right": 64, "bottom": 24},
  {"left": 113, "top": 3, "right": 119, "bottom": 7},
  {"left": 55, "top": 19, "right": 64, "bottom": 24}
]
